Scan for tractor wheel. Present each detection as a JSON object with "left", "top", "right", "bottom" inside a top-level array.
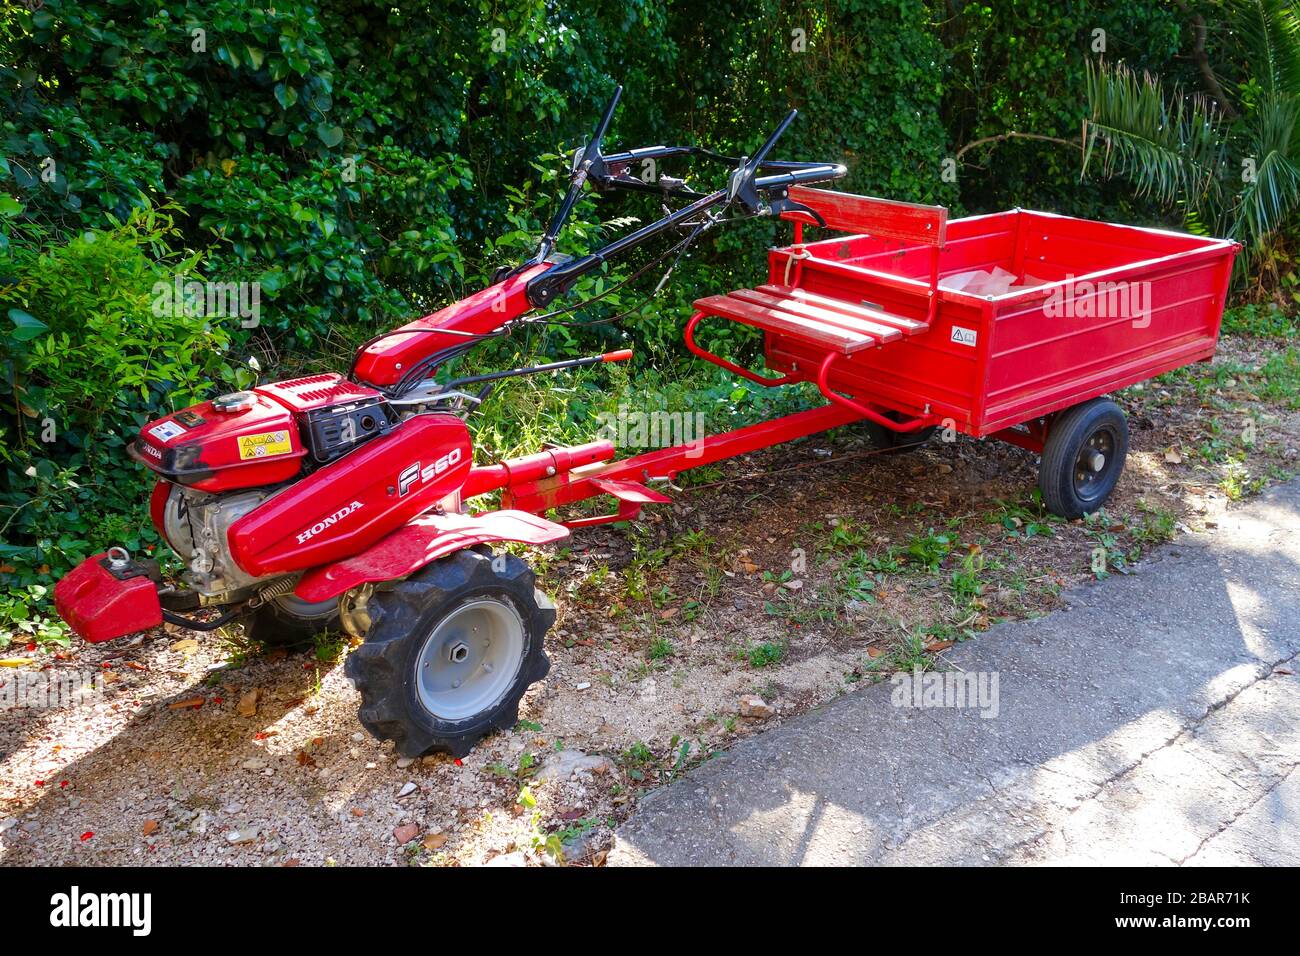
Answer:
[
  {"left": 245, "top": 593, "right": 339, "bottom": 647},
  {"left": 344, "top": 548, "right": 554, "bottom": 759},
  {"left": 1038, "top": 398, "right": 1128, "bottom": 519}
]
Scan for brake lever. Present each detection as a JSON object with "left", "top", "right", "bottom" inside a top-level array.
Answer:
[{"left": 766, "top": 195, "right": 827, "bottom": 228}]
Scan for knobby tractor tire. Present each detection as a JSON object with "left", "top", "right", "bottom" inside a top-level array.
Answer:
[
  {"left": 1038, "top": 398, "right": 1129, "bottom": 520},
  {"left": 344, "top": 548, "right": 555, "bottom": 759}
]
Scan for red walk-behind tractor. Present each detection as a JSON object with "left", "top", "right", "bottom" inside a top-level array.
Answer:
[{"left": 54, "top": 89, "right": 1238, "bottom": 757}]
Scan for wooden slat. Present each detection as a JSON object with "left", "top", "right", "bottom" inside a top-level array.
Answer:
[
  {"left": 783, "top": 187, "right": 947, "bottom": 247},
  {"left": 692, "top": 295, "right": 880, "bottom": 355},
  {"left": 755, "top": 285, "right": 929, "bottom": 334},
  {"left": 728, "top": 289, "right": 903, "bottom": 344}
]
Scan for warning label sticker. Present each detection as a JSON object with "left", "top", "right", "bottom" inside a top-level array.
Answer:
[
  {"left": 237, "top": 430, "right": 292, "bottom": 460},
  {"left": 148, "top": 421, "right": 185, "bottom": 443},
  {"left": 949, "top": 326, "right": 978, "bottom": 347}
]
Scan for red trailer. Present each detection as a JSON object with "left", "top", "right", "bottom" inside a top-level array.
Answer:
[
  {"left": 55, "top": 90, "right": 1240, "bottom": 758},
  {"left": 686, "top": 188, "right": 1239, "bottom": 516}
]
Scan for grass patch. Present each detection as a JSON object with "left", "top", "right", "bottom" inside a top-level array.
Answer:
[
  {"left": 1259, "top": 347, "right": 1300, "bottom": 408},
  {"left": 1221, "top": 303, "right": 1294, "bottom": 339},
  {"left": 743, "top": 641, "right": 786, "bottom": 668}
]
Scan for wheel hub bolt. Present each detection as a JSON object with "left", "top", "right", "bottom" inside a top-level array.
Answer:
[{"left": 449, "top": 641, "right": 470, "bottom": 663}]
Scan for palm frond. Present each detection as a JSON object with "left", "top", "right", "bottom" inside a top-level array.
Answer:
[
  {"left": 1082, "top": 60, "right": 1225, "bottom": 213},
  {"left": 1233, "top": 93, "right": 1300, "bottom": 246},
  {"left": 1231, "top": 0, "right": 1300, "bottom": 99}
]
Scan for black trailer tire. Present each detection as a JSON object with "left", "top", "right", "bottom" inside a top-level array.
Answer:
[
  {"left": 245, "top": 594, "right": 339, "bottom": 647},
  {"left": 1038, "top": 398, "right": 1128, "bottom": 519},
  {"left": 344, "top": 548, "right": 554, "bottom": 759},
  {"left": 860, "top": 412, "right": 937, "bottom": 454}
]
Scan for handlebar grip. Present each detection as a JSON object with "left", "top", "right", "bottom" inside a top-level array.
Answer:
[
  {"left": 753, "top": 163, "right": 848, "bottom": 191},
  {"left": 602, "top": 349, "right": 634, "bottom": 363},
  {"left": 586, "top": 85, "right": 623, "bottom": 160},
  {"left": 748, "top": 109, "right": 798, "bottom": 172}
]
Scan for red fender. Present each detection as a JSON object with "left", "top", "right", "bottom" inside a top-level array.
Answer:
[{"left": 292, "top": 510, "right": 570, "bottom": 603}]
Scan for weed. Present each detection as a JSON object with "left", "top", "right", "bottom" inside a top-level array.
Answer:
[
  {"left": 1259, "top": 347, "right": 1300, "bottom": 408},
  {"left": 865, "top": 628, "right": 930, "bottom": 675},
  {"left": 745, "top": 641, "right": 786, "bottom": 668},
  {"left": 949, "top": 551, "right": 984, "bottom": 605},
  {"left": 1133, "top": 502, "right": 1177, "bottom": 545},
  {"left": 313, "top": 630, "right": 346, "bottom": 664},
  {"left": 991, "top": 492, "right": 1059, "bottom": 538},
  {"left": 820, "top": 517, "right": 869, "bottom": 552},
  {"left": 1222, "top": 303, "right": 1292, "bottom": 338},
  {"left": 904, "top": 527, "right": 954, "bottom": 572}
]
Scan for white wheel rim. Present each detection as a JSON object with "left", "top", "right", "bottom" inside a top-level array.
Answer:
[{"left": 414, "top": 598, "right": 525, "bottom": 721}]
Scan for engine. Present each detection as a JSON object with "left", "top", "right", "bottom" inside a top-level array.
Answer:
[
  {"left": 160, "top": 484, "right": 276, "bottom": 604},
  {"left": 135, "top": 372, "right": 474, "bottom": 605},
  {"left": 132, "top": 373, "right": 395, "bottom": 493}
]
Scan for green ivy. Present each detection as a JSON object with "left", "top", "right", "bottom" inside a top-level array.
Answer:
[{"left": 0, "top": 0, "right": 1204, "bottom": 636}]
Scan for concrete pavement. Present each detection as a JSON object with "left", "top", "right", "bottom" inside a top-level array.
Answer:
[{"left": 610, "top": 480, "right": 1300, "bottom": 866}]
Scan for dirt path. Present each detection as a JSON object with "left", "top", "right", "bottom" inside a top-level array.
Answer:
[{"left": 2, "top": 337, "right": 1296, "bottom": 866}]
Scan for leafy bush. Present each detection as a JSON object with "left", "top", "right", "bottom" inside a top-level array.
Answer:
[
  {"left": 0, "top": 0, "right": 1249, "bottom": 640},
  {"left": 0, "top": 202, "right": 242, "bottom": 607}
]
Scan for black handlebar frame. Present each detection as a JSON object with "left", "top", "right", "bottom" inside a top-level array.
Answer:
[
  {"left": 528, "top": 85, "right": 624, "bottom": 266},
  {"left": 524, "top": 99, "right": 846, "bottom": 308}
]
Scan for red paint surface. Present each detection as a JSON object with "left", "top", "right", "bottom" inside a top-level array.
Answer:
[
  {"left": 133, "top": 373, "right": 386, "bottom": 494},
  {"left": 783, "top": 186, "right": 947, "bottom": 246},
  {"left": 351, "top": 265, "right": 549, "bottom": 386},
  {"left": 54, "top": 554, "right": 163, "bottom": 643},
  {"left": 229, "top": 414, "right": 472, "bottom": 577},
  {"left": 752, "top": 200, "right": 1239, "bottom": 437},
  {"left": 294, "top": 509, "right": 570, "bottom": 602}
]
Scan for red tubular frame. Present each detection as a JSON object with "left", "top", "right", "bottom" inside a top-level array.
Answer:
[
  {"left": 684, "top": 312, "right": 799, "bottom": 387},
  {"left": 463, "top": 402, "right": 866, "bottom": 522},
  {"left": 685, "top": 312, "right": 934, "bottom": 433},
  {"left": 815, "top": 352, "right": 936, "bottom": 432}
]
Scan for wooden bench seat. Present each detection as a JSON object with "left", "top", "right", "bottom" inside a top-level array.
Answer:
[{"left": 692, "top": 284, "right": 929, "bottom": 355}]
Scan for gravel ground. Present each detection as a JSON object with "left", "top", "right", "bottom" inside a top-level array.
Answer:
[{"left": 2, "top": 336, "right": 1296, "bottom": 866}]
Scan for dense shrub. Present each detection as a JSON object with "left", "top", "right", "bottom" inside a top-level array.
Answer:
[
  {"left": 940, "top": 0, "right": 1186, "bottom": 217},
  {"left": 0, "top": 0, "right": 1216, "bottom": 636},
  {"left": 0, "top": 202, "right": 246, "bottom": 639}
]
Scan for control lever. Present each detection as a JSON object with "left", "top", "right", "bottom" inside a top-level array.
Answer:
[{"left": 729, "top": 109, "right": 799, "bottom": 214}]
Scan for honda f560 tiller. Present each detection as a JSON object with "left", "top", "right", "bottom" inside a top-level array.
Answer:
[{"left": 55, "top": 89, "right": 1239, "bottom": 757}]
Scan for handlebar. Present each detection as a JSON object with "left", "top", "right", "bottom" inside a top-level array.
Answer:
[
  {"left": 522, "top": 89, "right": 848, "bottom": 307},
  {"left": 529, "top": 85, "right": 624, "bottom": 265},
  {"left": 729, "top": 109, "right": 799, "bottom": 201},
  {"left": 588, "top": 86, "right": 622, "bottom": 163}
]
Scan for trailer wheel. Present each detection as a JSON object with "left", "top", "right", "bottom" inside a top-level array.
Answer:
[
  {"left": 245, "top": 594, "right": 339, "bottom": 647},
  {"left": 1038, "top": 399, "right": 1128, "bottom": 519},
  {"left": 861, "top": 412, "right": 937, "bottom": 454},
  {"left": 344, "top": 548, "right": 554, "bottom": 758}
]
